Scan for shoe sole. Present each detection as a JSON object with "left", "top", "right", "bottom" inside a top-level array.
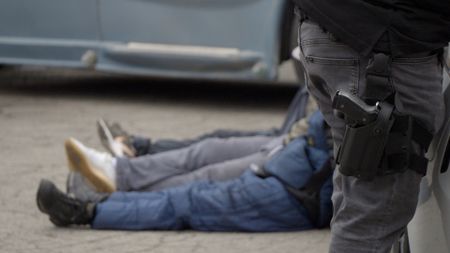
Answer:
[
  {"left": 36, "top": 179, "right": 53, "bottom": 214},
  {"left": 97, "top": 119, "right": 135, "bottom": 158},
  {"left": 97, "top": 119, "right": 116, "bottom": 157},
  {"left": 65, "top": 138, "right": 115, "bottom": 193}
]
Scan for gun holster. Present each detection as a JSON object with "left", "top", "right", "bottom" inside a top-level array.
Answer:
[
  {"left": 335, "top": 53, "right": 433, "bottom": 180},
  {"left": 336, "top": 102, "right": 394, "bottom": 180}
]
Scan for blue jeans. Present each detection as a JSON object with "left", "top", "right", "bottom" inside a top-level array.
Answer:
[
  {"left": 91, "top": 171, "right": 313, "bottom": 232},
  {"left": 297, "top": 20, "right": 445, "bottom": 252}
]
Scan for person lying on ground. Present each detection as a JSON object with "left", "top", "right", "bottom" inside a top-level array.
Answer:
[
  {"left": 36, "top": 110, "right": 333, "bottom": 232},
  {"left": 98, "top": 85, "right": 315, "bottom": 157},
  {"left": 65, "top": 94, "right": 320, "bottom": 194}
]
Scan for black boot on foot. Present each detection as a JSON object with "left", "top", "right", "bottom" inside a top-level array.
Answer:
[{"left": 37, "top": 179, "right": 95, "bottom": 227}]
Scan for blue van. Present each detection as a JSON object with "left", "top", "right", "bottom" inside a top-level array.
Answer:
[{"left": 0, "top": 1, "right": 298, "bottom": 81}]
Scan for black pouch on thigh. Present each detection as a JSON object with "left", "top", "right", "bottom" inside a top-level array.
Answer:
[
  {"left": 333, "top": 53, "right": 433, "bottom": 180},
  {"left": 336, "top": 101, "right": 394, "bottom": 180}
]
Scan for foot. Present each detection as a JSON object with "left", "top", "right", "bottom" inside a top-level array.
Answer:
[
  {"left": 97, "top": 118, "right": 136, "bottom": 158},
  {"left": 65, "top": 138, "right": 116, "bottom": 193},
  {"left": 66, "top": 171, "right": 110, "bottom": 203},
  {"left": 36, "top": 179, "right": 95, "bottom": 227}
]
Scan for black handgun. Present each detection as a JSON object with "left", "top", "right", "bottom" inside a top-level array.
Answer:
[
  {"left": 332, "top": 90, "right": 395, "bottom": 180},
  {"left": 332, "top": 90, "right": 379, "bottom": 127}
]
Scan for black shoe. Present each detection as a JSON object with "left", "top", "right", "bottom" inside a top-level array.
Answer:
[
  {"left": 66, "top": 171, "right": 110, "bottom": 203},
  {"left": 37, "top": 179, "right": 95, "bottom": 227}
]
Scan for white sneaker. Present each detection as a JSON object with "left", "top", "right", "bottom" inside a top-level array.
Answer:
[{"left": 65, "top": 138, "right": 116, "bottom": 193}]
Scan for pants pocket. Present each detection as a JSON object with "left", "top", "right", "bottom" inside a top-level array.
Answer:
[
  {"left": 299, "top": 21, "right": 360, "bottom": 99},
  {"left": 297, "top": 20, "right": 360, "bottom": 146}
]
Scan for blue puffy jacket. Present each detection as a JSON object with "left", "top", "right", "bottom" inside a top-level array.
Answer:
[{"left": 265, "top": 110, "right": 333, "bottom": 228}]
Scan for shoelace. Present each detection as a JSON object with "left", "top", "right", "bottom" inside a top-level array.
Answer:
[{"left": 60, "top": 195, "right": 90, "bottom": 224}]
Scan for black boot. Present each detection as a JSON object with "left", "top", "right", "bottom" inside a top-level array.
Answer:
[{"left": 37, "top": 179, "right": 95, "bottom": 227}]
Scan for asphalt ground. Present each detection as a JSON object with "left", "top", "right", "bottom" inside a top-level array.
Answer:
[{"left": 0, "top": 66, "right": 330, "bottom": 253}]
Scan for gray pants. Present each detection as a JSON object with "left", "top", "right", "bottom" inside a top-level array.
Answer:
[
  {"left": 298, "top": 21, "right": 445, "bottom": 252},
  {"left": 116, "top": 135, "right": 283, "bottom": 192}
]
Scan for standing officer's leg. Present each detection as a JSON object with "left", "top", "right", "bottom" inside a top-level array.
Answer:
[{"left": 297, "top": 19, "right": 444, "bottom": 252}]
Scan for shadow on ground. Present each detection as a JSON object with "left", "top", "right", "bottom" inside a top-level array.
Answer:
[{"left": 0, "top": 67, "right": 300, "bottom": 110}]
